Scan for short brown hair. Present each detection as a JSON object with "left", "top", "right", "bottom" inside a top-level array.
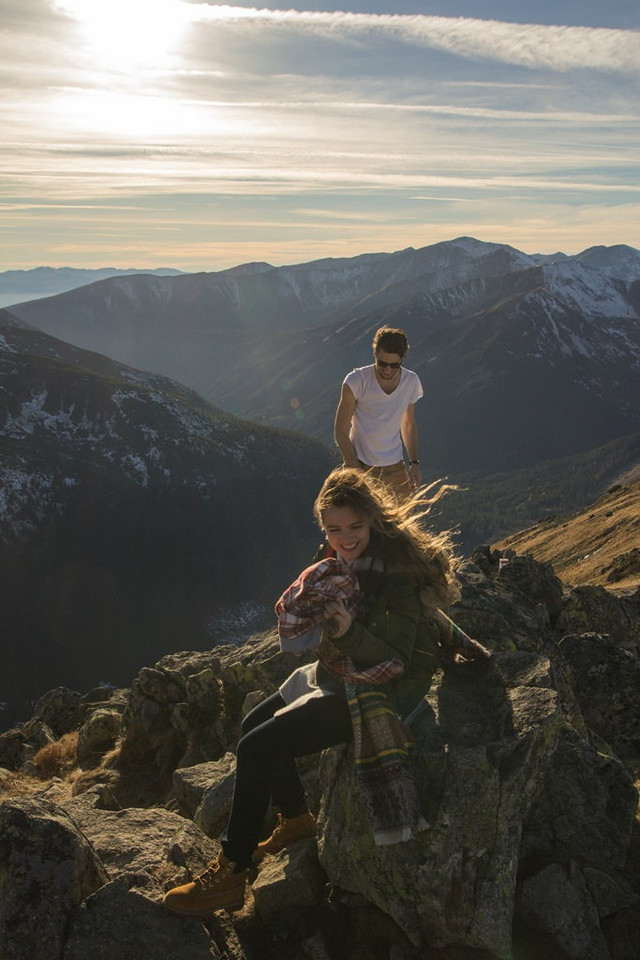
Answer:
[{"left": 372, "top": 327, "right": 409, "bottom": 357}]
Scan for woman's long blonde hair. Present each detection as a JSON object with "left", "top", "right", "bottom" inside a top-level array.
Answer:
[{"left": 313, "top": 468, "right": 460, "bottom": 609}]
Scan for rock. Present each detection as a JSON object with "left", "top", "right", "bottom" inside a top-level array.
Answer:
[
  {"left": 115, "top": 636, "right": 309, "bottom": 805},
  {"left": 216, "top": 631, "right": 314, "bottom": 722},
  {"left": 173, "top": 752, "right": 236, "bottom": 821},
  {"left": 251, "top": 838, "right": 327, "bottom": 924},
  {"left": 60, "top": 797, "right": 218, "bottom": 886},
  {"left": 63, "top": 874, "right": 233, "bottom": 960},
  {"left": 557, "top": 586, "right": 640, "bottom": 652},
  {"left": 319, "top": 652, "right": 570, "bottom": 956},
  {"left": 604, "top": 548, "right": 640, "bottom": 584},
  {"left": 583, "top": 866, "right": 639, "bottom": 921},
  {"left": 494, "top": 550, "right": 564, "bottom": 623},
  {"left": 520, "top": 726, "right": 637, "bottom": 874},
  {"left": 558, "top": 633, "right": 640, "bottom": 768},
  {"left": 77, "top": 708, "right": 122, "bottom": 765},
  {"left": 518, "top": 861, "right": 610, "bottom": 960},
  {"left": 117, "top": 654, "right": 223, "bottom": 802},
  {"left": 0, "top": 720, "right": 57, "bottom": 771},
  {"left": 0, "top": 797, "right": 107, "bottom": 960},
  {"left": 448, "top": 553, "right": 560, "bottom": 654},
  {"left": 0, "top": 728, "right": 27, "bottom": 770},
  {"left": 33, "top": 686, "right": 83, "bottom": 736},
  {"left": 0, "top": 551, "right": 639, "bottom": 959}
]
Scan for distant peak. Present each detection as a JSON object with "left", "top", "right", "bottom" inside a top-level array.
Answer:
[{"left": 225, "top": 261, "right": 274, "bottom": 276}]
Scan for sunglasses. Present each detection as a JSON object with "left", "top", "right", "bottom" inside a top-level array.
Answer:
[{"left": 376, "top": 359, "right": 402, "bottom": 370}]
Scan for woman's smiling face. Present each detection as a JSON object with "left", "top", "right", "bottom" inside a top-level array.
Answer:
[{"left": 322, "top": 504, "right": 371, "bottom": 562}]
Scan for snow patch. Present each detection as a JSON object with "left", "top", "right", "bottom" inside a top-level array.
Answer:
[
  {"left": 120, "top": 453, "right": 149, "bottom": 486},
  {"left": 0, "top": 466, "right": 56, "bottom": 538}
]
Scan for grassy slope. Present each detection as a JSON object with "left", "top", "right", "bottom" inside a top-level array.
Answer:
[
  {"left": 427, "top": 432, "right": 640, "bottom": 555},
  {"left": 493, "top": 477, "right": 640, "bottom": 593}
]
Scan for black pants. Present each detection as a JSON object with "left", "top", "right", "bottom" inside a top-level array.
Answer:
[{"left": 220, "top": 691, "right": 353, "bottom": 868}]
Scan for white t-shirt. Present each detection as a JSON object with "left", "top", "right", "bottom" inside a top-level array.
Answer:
[{"left": 344, "top": 364, "right": 423, "bottom": 466}]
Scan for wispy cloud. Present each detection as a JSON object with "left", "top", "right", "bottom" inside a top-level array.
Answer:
[
  {"left": 1, "top": 1, "right": 638, "bottom": 268},
  {"left": 179, "top": 5, "right": 640, "bottom": 75}
]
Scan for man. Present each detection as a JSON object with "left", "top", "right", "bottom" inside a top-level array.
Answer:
[{"left": 334, "top": 327, "right": 422, "bottom": 495}]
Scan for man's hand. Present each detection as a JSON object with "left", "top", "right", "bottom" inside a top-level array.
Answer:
[{"left": 408, "top": 462, "right": 422, "bottom": 490}]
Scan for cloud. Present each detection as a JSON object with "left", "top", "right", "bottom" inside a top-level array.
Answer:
[{"left": 181, "top": 5, "right": 640, "bottom": 75}]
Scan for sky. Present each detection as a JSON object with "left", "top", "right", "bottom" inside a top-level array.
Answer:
[{"left": 1, "top": 0, "right": 639, "bottom": 271}]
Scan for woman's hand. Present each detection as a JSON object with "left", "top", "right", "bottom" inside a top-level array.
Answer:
[{"left": 323, "top": 598, "right": 352, "bottom": 638}]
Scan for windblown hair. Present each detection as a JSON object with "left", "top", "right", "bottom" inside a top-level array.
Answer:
[
  {"left": 313, "top": 468, "right": 460, "bottom": 609},
  {"left": 372, "top": 327, "right": 409, "bottom": 358}
]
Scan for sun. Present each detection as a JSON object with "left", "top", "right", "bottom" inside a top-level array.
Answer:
[{"left": 54, "top": 0, "right": 188, "bottom": 67}]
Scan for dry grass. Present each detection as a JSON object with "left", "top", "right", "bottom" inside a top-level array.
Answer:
[
  {"left": 494, "top": 479, "right": 640, "bottom": 593},
  {"left": 31, "top": 731, "right": 79, "bottom": 780},
  {"left": 0, "top": 770, "right": 49, "bottom": 801}
]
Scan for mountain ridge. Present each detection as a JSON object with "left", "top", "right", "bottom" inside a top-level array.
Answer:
[
  {"left": 0, "top": 307, "right": 334, "bottom": 729},
  {"left": 7, "top": 235, "right": 640, "bottom": 545},
  {"left": 0, "top": 266, "right": 184, "bottom": 309}
]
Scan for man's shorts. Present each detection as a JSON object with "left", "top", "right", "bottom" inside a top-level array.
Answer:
[{"left": 357, "top": 459, "right": 410, "bottom": 497}]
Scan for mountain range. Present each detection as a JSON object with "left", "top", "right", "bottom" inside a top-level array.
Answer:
[
  {"left": 0, "top": 308, "right": 333, "bottom": 729},
  {"left": 8, "top": 236, "right": 640, "bottom": 546},
  {"left": 0, "top": 267, "right": 183, "bottom": 309}
]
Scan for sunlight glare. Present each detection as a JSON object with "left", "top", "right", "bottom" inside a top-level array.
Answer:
[{"left": 53, "top": 0, "right": 188, "bottom": 67}]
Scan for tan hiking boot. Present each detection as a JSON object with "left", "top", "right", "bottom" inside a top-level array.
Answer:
[
  {"left": 163, "top": 853, "right": 247, "bottom": 915},
  {"left": 254, "top": 810, "right": 317, "bottom": 862}
]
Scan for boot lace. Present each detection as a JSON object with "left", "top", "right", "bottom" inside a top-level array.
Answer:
[
  {"left": 271, "top": 814, "right": 286, "bottom": 838},
  {"left": 194, "top": 856, "right": 233, "bottom": 890}
]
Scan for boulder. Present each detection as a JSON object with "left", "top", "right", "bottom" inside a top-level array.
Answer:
[
  {"left": 174, "top": 752, "right": 237, "bottom": 822},
  {"left": 33, "top": 686, "right": 83, "bottom": 736},
  {"left": 318, "top": 651, "right": 637, "bottom": 957},
  {"left": 77, "top": 708, "right": 122, "bottom": 765},
  {"left": 179, "top": 755, "right": 238, "bottom": 841},
  {"left": 520, "top": 725, "right": 637, "bottom": 873},
  {"left": 116, "top": 636, "right": 309, "bottom": 804},
  {"left": 604, "top": 548, "right": 640, "bottom": 584},
  {"left": 0, "top": 797, "right": 107, "bottom": 960},
  {"left": 492, "top": 549, "right": 565, "bottom": 622},
  {"left": 448, "top": 551, "right": 561, "bottom": 654},
  {"left": 517, "top": 861, "right": 610, "bottom": 960},
  {"left": 0, "top": 719, "right": 57, "bottom": 771},
  {"left": 557, "top": 632, "right": 640, "bottom": 769},
  {"left": 557, "top": 585, "right": 640, "bottom": 652},
  {"left": 63, "top": 874, "right": 238, "bottom": 960},
  {"left": 251, "top": 838, "right": 327, "bottom": 925},
  {"left": 0, "top": 550, "right": 638, "bottom": 960},
  {"left": 61, "top": 793, "right": 218, "bottom": 886}
]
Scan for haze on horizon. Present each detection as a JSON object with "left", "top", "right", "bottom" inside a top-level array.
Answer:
[{"left": 1, "top": 0, "right": 639, "bottom": 273}]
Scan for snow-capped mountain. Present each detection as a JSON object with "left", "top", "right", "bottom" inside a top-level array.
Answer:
[
  {"left": 8, "top": 234, "right": 640, "bottom": 516},
  {"left": 0, "top": 308, "right": 333, "bottom": 727}
]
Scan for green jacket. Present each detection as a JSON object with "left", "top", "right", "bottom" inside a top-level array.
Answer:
[{"left": 315, "top": 535, "right": 442, "bottom": 718}]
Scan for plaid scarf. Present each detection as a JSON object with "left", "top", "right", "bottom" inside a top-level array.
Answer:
[
  {"left": 277, "top": 552, "right": 428, "bottom": 844},
  {"left": 276, "top": 557, "right": 360, "bottom": 654},
  {"left": 316, "top": 556, "right": 427, "bottom": 846}
]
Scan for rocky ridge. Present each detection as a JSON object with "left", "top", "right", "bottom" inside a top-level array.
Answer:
[{"left": 1, "top": 547, "right": 639, "bottom": 960}]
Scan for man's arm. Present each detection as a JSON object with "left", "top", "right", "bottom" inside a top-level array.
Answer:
[
  {"left": 400, "top": 403, "right": 422, "bottom": 489},
  {"left": 334, "top": 383, "right": 360, "bottom": 468}
]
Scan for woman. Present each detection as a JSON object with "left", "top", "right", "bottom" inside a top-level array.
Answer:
[{"left": 163, "top": 469, "right": 490, "bottom": 916}]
